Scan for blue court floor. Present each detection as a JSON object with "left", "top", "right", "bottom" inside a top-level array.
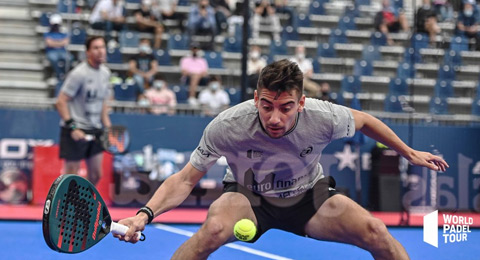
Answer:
[{"left": 2, "top": 221, "right": 479, "bottom": 259}]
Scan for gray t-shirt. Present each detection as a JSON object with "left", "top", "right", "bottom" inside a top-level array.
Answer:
[
  {"left": 60, "top": 61, "right": 111, "bottom": 130},
  {"left": 190, "top": 98, "right": 355, "bottom": 198}
]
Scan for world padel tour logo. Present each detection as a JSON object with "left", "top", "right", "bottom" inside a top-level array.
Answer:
[{"left": 423, "top": 210, "right": 473, "bottom": 247}]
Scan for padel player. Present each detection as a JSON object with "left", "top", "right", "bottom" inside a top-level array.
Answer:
[
  {"left": 55, "top": 36, "right": 112, "bottom": 185},
  {"left": 116, "top": 60, "right": 448, "bottom": 259}
]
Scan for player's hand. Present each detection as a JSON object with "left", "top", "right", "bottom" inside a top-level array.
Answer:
[
  {"left": 113, "top": 214, "right": 148, "bottom": 243},
  {"left": 70, "top": 129, "right": 86, "bottom": 141},
  {"left": 408, "top": 150, "right": 449, "bottom": 172}
]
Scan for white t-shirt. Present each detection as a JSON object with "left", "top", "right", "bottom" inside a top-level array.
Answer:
[
  {"left": 89, "top": 0, "right": 125, "bottom": 24},
  {"left": 198, "top": 89, "right": 230, "bottom": 111}
]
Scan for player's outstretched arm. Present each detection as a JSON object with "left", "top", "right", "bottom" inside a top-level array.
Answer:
[
  {"left": 114, "top": 162, "right": 207, "bottom": 243},
  {"left": 350, "top": 109, "right": 449, "bottom": 172}
]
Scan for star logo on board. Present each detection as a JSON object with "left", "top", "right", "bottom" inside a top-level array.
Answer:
[{"left": 334, "top": 144, "right": 358, "bottom": 171}]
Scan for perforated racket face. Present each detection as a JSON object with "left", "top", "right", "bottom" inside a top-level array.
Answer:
[
  {"left": 42, "top": 175, "right": 112, "bottom": 253},
  {"left": 103, "top": 125, "right": 129, "bottom": 154}
]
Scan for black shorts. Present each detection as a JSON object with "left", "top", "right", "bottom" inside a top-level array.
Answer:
[
  {"left": 223, "top": 176, "right": 340, "bottom": 243},
  {"left": 59, "top": 127, "right": 104, "bottom": 161}
]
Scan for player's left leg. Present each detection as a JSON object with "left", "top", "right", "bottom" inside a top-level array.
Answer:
[
  {"left": 85, "top": 152, "right": 103, "bottom": 185},
  {"left": 305, "top": 194, "right": 409, "bottom": 260}
]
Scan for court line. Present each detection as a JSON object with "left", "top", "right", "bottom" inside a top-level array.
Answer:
[{"left": 153, "top": 224, "right": 293, "bottom": 260}]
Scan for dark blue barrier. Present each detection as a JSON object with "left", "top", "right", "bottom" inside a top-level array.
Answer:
[{"left": 0, "top": 108, "right": 479, "bottom": 211}]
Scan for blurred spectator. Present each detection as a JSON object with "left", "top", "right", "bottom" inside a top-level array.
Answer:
[
  {"left": 247, "top": 45, "right": 267, "bottom": 97},
  {"left": 289, "top": 45, "right": 321, "bottom": 98},
  {"left": 44, "top": 14, "right": 73, "bottom": 81},
  {"left": 416, "top": 0, "right": 441, "bottom": 46},
  {"left": 180, "top": 42, "right": 209, "bottom": 106},
  {"left": 374, "top": 0, "right": 410, "bottom": 45},
  {"left": 134, "top": 0, "right": 164, "bottom": 49},
  {"left": 210, "top": 0, "right": 231, "bottom": 33},
  {"left": 252, "top": 0, "right": 281, "bottom": 40},
  {"left": 156, "top": 0, "right": 184, "bottom": 31},
  {"left": 274, "top": 0, "right": 296, "bottom": 27},
  {"left": 317, "top": 82, "right": 335, "bottom": 103},
  {"left": 433, "top": 0, "right": 454, "bottom": 22},
  {"left": 456, "top": 0, "right": 480, "bottom": 50},
  {"left": 144, "top": 74, "right": 177, "bottom": 115},
  {"left": 227, "top": 1, "right": 245, "bottom": 38},
  {"left": 128, "top": 38, "right": 158, "bottom": 89},
  {"left": 111, "top": 71, "right": 145, "bottom": 101},
  {"left": 89, "top": 0, "right": 126, "bottom": 43},
  {"left": 198, "top": 75, "right": 230, "bottom": 116},
  {"left": 187, "top": 0, "right": 217, "bottom": 49}
]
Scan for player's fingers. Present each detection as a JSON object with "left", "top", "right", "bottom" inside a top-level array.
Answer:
[{"left": 124, "top": 226, "right": 138, "bottom": 242}]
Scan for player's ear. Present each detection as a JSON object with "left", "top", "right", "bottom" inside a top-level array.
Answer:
[
  {"left": 297, "top": 94, "right": 306, "bottom": 112},
  {"left": 254, "top": 90, "right": 259, "bottom": 107}
]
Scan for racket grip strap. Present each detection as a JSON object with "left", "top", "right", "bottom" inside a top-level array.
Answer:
[{"left": 111, "top": 222, "right": 145, "bottom": 241}]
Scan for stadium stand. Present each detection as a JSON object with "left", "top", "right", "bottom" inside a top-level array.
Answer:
[{"left": 0, "top": 0, "right": 475, "bottom": 124}]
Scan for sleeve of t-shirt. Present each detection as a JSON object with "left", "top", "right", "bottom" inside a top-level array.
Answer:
[
  {"left": 189, "top": 120, "right": 224, "bottom": 172},
  {"left": 329, "top": 103, "right": 355, "bottom": 141},
  {"left": 221, "top": 91, "right": 230, "bottom": 105},
  {"left": 60, "top": 69, "right": 83, "bottom": 98}
]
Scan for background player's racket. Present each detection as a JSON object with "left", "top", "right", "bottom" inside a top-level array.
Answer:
[
  {"left": 85, "top": 125, "right": 130, "bottom": 154},
  {"left": 42, "top": 174, "right": 144, "bottom": 253}
]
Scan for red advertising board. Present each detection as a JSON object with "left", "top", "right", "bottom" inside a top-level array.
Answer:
[{"left": 32, "top": 146, "right": 113, "bottom": 205}]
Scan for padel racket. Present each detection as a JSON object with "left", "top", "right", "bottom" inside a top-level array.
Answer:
[
  {"left": 42, "top": 174, "right": 144, "bottom": 253},
  {"left": 85, "top": 125, "right": 130, "bottom": 154}
]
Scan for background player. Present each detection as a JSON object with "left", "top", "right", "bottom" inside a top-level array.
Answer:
[
  {"left": 114, "top": 60, "right": 448, "bottom": 259},
  {"left": 55, "top": 36, "right": 112, "bottom": 185}
]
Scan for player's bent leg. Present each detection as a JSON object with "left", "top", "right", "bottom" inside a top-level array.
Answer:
[
  {"left": 305, "top": 194, "right": 409, "bottom": 260},
  {"left": 171, "top": 192, "right": 256, "bottom": 260},
  {"left": 85, "top": 153, "right": 103, "bottom": 185},
  {"left": 64, "top": 160, "right": 81, "bottom": 175}
]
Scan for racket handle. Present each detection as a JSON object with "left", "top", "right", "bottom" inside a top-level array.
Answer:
[
  {"left": 84, "top": 134, "right": 95, "bottom": 141},
  {"left": 111, "top": 222, "right": 144, "bottom": 241}
]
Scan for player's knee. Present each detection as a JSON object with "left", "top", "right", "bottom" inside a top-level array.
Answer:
[
  {"left": 202, "top": 217, "right": 229, "bottom": 246},
  {"left": 362, "top": 218, "right": 394, "bottom": 253}
]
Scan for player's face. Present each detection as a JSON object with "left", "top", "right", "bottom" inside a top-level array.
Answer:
[
  {"left": 254, "top": 88, "right": 305, "bottom": 139},
  {"left": 86, "top": 38, "right": 106, "bottom": 66}
]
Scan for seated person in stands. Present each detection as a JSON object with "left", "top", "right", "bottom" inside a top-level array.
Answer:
[
  {"left": 198, "top": 75, "right": 230, "bottom": 116},
  {"left": 128, "top": 38, "right": 158, "bottom": 89},
  {"left": 156, "top": 0, "right": 184, "bottom": 31},
  {"left": 374, "top": 0, "right": 410, "bottom": 45},
  {"left": 252, "top": 0, "right": 281, "bottom": 41},
  {"left": 289, "top": 45, "right": 321, "bottom": 98},
  {"left": 134, "top": 0, "right": 164, "bottom": 49},
  {"left": 144, "top": 74, "right": 177, "bottom": 115},
  {"left": 247, "top": 45, "right": 267, "bottom": 99},
  {"left": 227, "top": 2, "right": 245, "bottom": 38},
  {"left": 416, "top": 0, "right": 441, "bottom": 46},
  {"left": 274, "top": 0, "right": 296, "bottom": 28},
  {"left": 180, "top": 42, "right": 209, "bottom": 106},
  {"left": 433, "top": 0, "right": 454, "bottom": 22},
  {"left": 89, "top": 0, "right": 126, "bottom": 43},
  {"left": 112, "top": 71, "right": 145, "bottom": 101},
  {"left": 187, "top": 0, "right": 217, "bottom": 49},
  {"left": 210, "top": 0, "right": 232, "bottom": 34},
  {"left": 456, "top": 0, "right": 480, "bottom": 50},
  {"left": 44, "top": 13, "right": 73, "bottom": 81}
]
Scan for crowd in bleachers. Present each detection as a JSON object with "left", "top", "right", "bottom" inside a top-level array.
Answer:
[{"left": 36, "top": 0, "right": 480, "bottom": 117}]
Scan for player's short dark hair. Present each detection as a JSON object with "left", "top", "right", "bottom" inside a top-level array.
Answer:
[
  {"left": 85, "top": 36, "right": 106, "bottom": 50},
  {"left": 257, "top": 59, "right": 304, "bottom": 99}
]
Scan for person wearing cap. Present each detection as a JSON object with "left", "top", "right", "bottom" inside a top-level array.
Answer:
[
  {"left": 44, "top": 13, "right": 73, "bottom": 81},
  {"left": 198, "top": 75, "right": 230, "bottom": 116},
  {"left": 456, "top": 0, "right": 480, "bottom": 50},
  {"left": 180, "top": 43, "right": 209, "bottom": 106},
  {"left": 133, "top": 0, "right": 164, "bottom": 49},
  {"left": 128, "top": 38, "right": 158, "bottom": 90}
]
